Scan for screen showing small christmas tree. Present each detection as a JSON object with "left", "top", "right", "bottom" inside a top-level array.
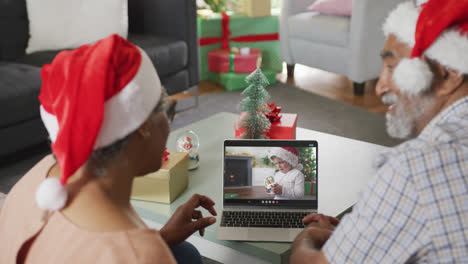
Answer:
[{"left": 223, "top": 145, "right": 317, "bottom": 203}]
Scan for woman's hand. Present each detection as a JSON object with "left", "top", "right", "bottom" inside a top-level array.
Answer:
[
  {"left": 160, "top": 194, "right": 217, "bottom": 247},
  {"left": 302, "top": 213, "right": 339, "bottom": 231},
  {"left": 272, "top": 184, "right": 283, "bottom": 195}
]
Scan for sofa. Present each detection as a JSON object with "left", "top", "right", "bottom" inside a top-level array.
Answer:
[
  {"left": 280, "top": 0, "right": 405, "bottom": 95},
  {"left": 0, "top": 0, "right": 199, "bottom": 158}
]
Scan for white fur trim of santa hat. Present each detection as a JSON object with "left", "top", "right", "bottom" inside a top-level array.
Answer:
[
  {"left": 36, "top": 178, "right": 68, "bottom": 211},
  {"left": 425, "top": 30, "right": 468, "bottom": 75},
  {"left": 383, "top": 1, "right": 468, "bottom": 75},
  {"left": 268, "top": 147, "right": 303, "bottom": 170},
  {"left": 40, "top": 47, "right": 161, "bottom": 149},
  {"left": 392, "top": 57, "right": 434, "bottom": 95},
  {"left": 383, "top": 1, "right": 420, "bottom": 47}
]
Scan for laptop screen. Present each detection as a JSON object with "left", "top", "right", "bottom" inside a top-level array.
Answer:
[{"left": 223, "top": 140, "right": 318, "bottom": 209}]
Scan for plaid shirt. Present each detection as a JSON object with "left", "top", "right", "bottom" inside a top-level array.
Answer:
[{"left": 323, "top": 97, "right": 468, "bottom": 263}]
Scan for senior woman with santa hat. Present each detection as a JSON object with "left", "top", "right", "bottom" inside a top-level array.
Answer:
[{"left": 0, "top": 34, "right": 215, "bottom": 264}]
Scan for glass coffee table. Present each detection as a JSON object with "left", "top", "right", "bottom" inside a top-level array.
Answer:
[{"left": 132, "top": 112, "right": 387, "bottom": 264}]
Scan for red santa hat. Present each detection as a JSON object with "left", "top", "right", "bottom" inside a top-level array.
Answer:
[
  {"left": 268, "top": 147, "right": 303, "bottom": 170},
  {"left": 36, "top": 34, "right": 162, "bottom": 211},
  {"left": 383, "top": 0, "right": 468, "bottom": 95}
]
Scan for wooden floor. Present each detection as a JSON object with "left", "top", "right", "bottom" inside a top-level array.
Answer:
[{"left": 171, "top": 64, "right": 388, "bottom": 114}]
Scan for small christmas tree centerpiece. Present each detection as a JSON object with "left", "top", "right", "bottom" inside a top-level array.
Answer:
[{"left": 238, "top": 68, "right": 271, "bottom": 139}]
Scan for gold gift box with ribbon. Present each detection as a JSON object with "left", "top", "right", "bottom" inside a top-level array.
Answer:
[{"left": 131, "top": 152, "right": 189, "bottom": 204}]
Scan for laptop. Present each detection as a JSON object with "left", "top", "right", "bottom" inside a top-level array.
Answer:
[{"left": 217, "top": 140, "right": 318, "bottom": 242}]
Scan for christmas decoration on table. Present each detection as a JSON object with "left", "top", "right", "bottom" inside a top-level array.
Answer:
[
  {"left": 237, "top": 68, "right": 271, "bottom": 139},
  {"left": 163, "top": 147, "right": 170, "bottom": 162},
  {"left": 264, "top": 102, "right": 282, "bottom": 123},
  {"left": 235, "top": 105, "right": 298, "bottom": 139},
  {"left": 208, "top": 47, "right": 262, "bottom": 73},
  {"left": 264, "top": 175, "right": 275, "bottom": 194},
  {"left": 197, "top": 11, "right": 282, "bottom": 82},
  {"left": 132, "top": 152, "right": 189, "bottom": 204},
  {"left": 176, "top": 130, "right": 200, "bottom": 170}
]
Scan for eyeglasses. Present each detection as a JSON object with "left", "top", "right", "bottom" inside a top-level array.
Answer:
[
  {"left": 154, "top": 88, "right": 177, "bottom": 124},
  {"left": 160, "top": 97, "right": 177, "bottom": 124}
]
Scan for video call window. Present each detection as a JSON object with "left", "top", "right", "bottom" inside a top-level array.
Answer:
[{"left": 224, "top": 146, "right": 317, "bottom": 201}]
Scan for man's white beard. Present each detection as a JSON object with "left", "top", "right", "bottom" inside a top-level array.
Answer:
[
  {"left": 382, "top": 93, "right": 433, "bottom": 139},
  {"left": 385, "top": 58, "right": 435, "bottom": 139}
]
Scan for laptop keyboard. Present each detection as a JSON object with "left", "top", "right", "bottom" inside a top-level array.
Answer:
[{"left": 220, "top": 211, "right": 309, "bottom": 228}]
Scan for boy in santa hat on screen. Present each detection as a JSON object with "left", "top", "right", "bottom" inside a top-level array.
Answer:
[
  {"left": 268, "top": 147, "right": 305, "bottom": 200},
  {"left": 290, "top": 0, "right": 468, "bottom": 263}
]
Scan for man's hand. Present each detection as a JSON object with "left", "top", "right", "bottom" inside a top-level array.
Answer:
[
  {"left": 290, "top": 225, "right": 332, "bottom": 264},
  {"left": 160, "top": 194, "right": 217, "bottom": 247},
  {"left": 302, "top": 213, "right": 339, "bottom": 231},
  {"left": 272, "top": 184, "right": 283, "bottom": 195}
]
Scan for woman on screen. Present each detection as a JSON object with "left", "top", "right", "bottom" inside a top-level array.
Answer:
[{"left": 268, "top": 147, "right": 305, "bottom": 199}]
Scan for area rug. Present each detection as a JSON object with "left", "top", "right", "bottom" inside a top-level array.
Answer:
[{"left": 173, "top": 83, "right": 402, "bottom": 147}]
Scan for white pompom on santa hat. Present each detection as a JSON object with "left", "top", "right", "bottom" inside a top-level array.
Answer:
[
  {"left": 383, "top": 0, "right": 468, "bottom": 95},
  {"left": 268, "top": 147, "right": 303, "bottom": 171},
  {"left": 36, "top": 34, "right": 162, "bottom": 211}
]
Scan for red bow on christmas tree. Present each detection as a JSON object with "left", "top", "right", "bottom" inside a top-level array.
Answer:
[
  {"left": 163, "top": 147, "right": 170, "bottom": 162},
  {"left": 264, "top": 102, "right": 282, "bottom": 123}
]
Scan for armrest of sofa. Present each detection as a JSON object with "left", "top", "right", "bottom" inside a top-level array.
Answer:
[
  {"left": 348, "top": 0, "right": 405, "bottom": 82},
  {"left": 128, "top": 0, "right": 199, "bottom": 87},
  {"left": 280, "top": 0, "right": 315, "bottom": 64}
]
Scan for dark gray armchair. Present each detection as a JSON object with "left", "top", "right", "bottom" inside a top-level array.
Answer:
[{"left": 0, "top": 0, "right": 199, "bottom": 158}]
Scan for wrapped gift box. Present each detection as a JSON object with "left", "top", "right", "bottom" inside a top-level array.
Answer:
[
  {"left": 243, "top": 0, "right": 271, "bottom": 18},
  {"left": 304, "top": 180, "right": 317, "bottom": 196},
  {"left": 131, "top": 152, "right": 189, "bottom": 204},
  {"left": 208, "top": 48, "right": 262, "bottom": 73},
  {"left": 207, "top": 70, "right": 276, "bottom": 92},
  {"left": 198, "top": 12, "right": 282, "bottom": 80},
  {"left": 234, "top": 112, "right": 298, "bottom": 139}
]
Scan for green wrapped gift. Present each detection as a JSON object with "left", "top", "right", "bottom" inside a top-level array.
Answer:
[
  {"left": 198, "top": 12, "right": 282, "bottom": 81},
  {"left": 304, "top": 180, "right": 317, "bottom": 196},
  {"left": 304, "top": 181, "right": 312, "bottom": 195},
  {"left": 207, "top": 71, "right": 276, "bottom": 92}
]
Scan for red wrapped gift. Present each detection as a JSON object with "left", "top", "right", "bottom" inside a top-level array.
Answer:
[
  {"left": 234, "top": 112, "right": 297, "bottom": 139},
  {"left": 208, "top": 48, "right": 262, "bottom": 73}
]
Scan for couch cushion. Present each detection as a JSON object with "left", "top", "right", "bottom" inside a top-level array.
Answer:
[
  {"left": 15, "top": 50, "right": 61, "bottom": 67},
  {"left": 0, "top": 0, "right": 29, "bottom": 60},
  {"left": 128, "top": 34, "right": 187, "bottom": 77},
  {"left": 288, "top": 12, "right": 350, "bottom": 48},
  {"left": 17, "top": 35, "right": 188, "bottom": 78},
  {"left": 0, "top": 63, "right": 41, "bottom": 127}
]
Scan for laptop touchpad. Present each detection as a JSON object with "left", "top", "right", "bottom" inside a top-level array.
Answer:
[{"left": 247, "top": 228, "right": 290, "bottom": 241}]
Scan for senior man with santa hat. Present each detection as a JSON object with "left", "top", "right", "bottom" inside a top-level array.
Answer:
[{"left": 290, "top": 0, "right": 468, "bottom": 263}]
